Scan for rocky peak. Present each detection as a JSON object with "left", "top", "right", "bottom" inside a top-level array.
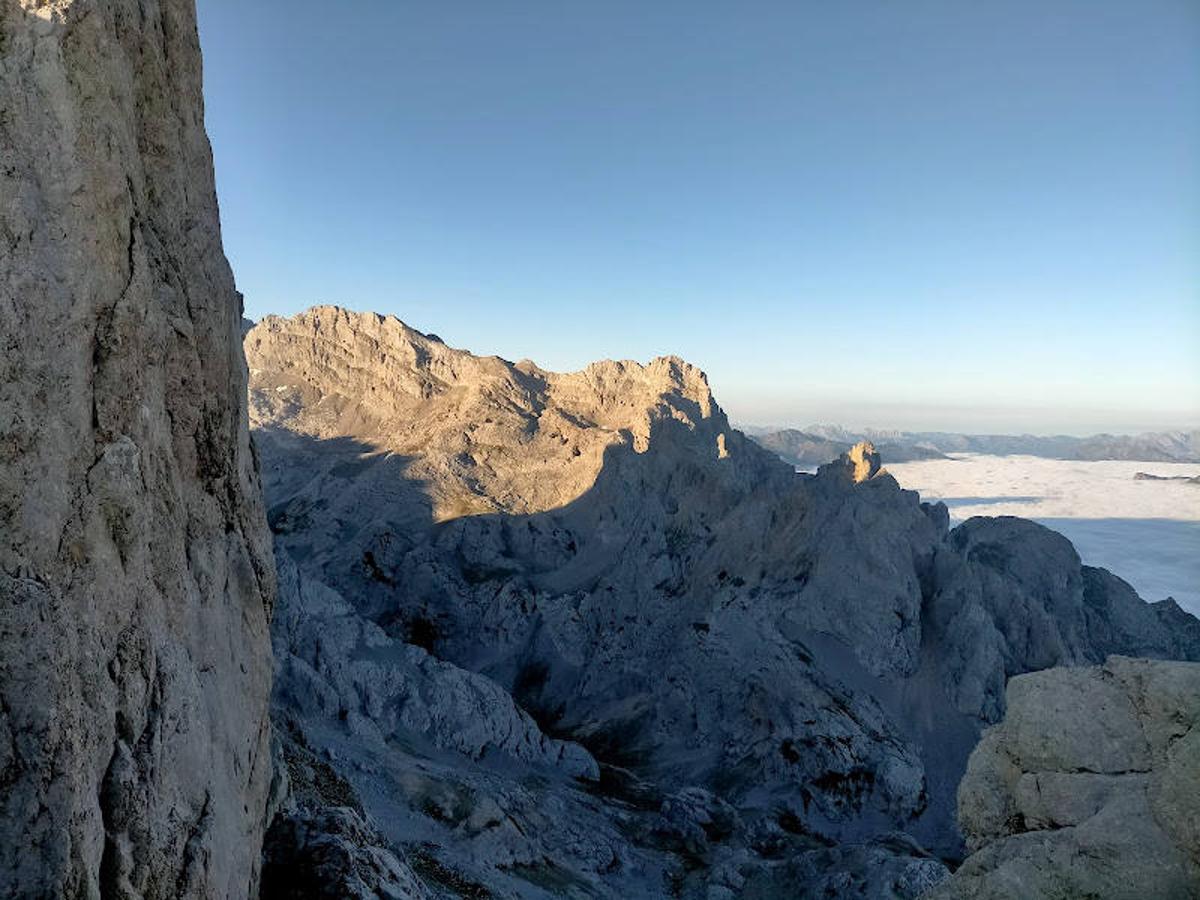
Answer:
[
  {"left": 249, "top": 306, "right": 721, "bottom": 430},
  {"left": 246, "top": 306, "right": 739, "bottom": 519},
  {"left": 816, "top": 440, "right": 884, "bottom": 483}
]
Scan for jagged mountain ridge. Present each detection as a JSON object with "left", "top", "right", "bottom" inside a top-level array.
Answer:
[
  {"left": 749, "top": 424, "right": 1200, "bottom": 467},
  {"left": 751, "top": 428, "right": 951, "bottom": 467},
  {"left": 247, "top": 306, "right": 1200, "bottom": 897},
  {"left": 247, "top": 305, "right": 735, "bottom": 520}
]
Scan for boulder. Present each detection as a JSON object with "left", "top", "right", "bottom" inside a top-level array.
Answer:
[{"left": 929, "top": 657, "right": 1200, "bottom": 899}]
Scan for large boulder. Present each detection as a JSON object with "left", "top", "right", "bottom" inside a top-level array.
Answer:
[
  {"left": 0, "top": 1, "right": 274, "bottom": 895},
  {"left": 929, "top": 657, "right": 1200, "bottom": 899}
]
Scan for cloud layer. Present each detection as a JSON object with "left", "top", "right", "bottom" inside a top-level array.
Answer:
[{"left": 887, "top": 455, "right": 1200, "bottom": 615}]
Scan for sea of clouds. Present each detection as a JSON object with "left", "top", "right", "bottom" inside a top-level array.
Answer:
[{"left": 885, "top": 454, "right": 1200, "bottom": 616}]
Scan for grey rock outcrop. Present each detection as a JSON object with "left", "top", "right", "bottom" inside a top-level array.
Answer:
[
  {"left": 1, "top": 2, "right": 273, "bottom": 896},
  {"left": 924, "top": 517, "right": 1200, "bottom": 722},
  {"left": 272, "top": 544, "right": 599, "bottom": 780},
  {"left": 267, "top": 545, "right": 948, "bottom": 898},
  {"left": 928, "top": 657, "right": 1200, "bottom": 899}
]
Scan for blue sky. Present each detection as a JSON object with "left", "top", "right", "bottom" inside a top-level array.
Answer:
[{"left": 198, "top": 0, "right": 1198, "bottom": 434}]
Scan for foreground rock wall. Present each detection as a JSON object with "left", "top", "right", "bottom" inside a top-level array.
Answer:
[
  {"left": 929, "top": 657, "right": 1200, "bottom": 899},
  {"left": 0, "top": 1, "right": 274, "bottom": 896}
]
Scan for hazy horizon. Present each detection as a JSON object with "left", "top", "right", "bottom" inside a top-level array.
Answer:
[
  {"left": 200, "top": 1, "right": 1199, "bottom": 434},
  {"left": 731, "top": 417, "right": 1200, "bottom": 440}
]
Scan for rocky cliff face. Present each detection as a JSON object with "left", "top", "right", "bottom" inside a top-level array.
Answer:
[
  {"left": 1, "top": 2, "right": 274, "bottom": 896},
  {"left": 247, "top": 306, "right": 1200, "bottom": 896},
  {"left": 929, "top": 657, "right": 1200, "bottom": 898}
]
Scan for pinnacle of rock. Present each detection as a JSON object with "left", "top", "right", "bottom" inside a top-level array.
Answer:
[{"left": 848, "top": 440, "right": 882, "bottom": 482}]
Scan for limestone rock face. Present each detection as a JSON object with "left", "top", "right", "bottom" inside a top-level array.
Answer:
[
  {"left": 0, "top": 2, "right": 274, "bottom": 896},
  {"left": 272, "top": 544, "right": 599, "bottom": 781},
  {"left": 246, "top": 305, "right": 744, "bottom": 521},
  {"left": 267, "top": 541, "right": 950, "bottom": 899},
  {"left": 923, "top": 517, "right": 1200, "bottom": 722},
  {"left": 930, "top": 657, "right": 1200, "bottom": 899}
]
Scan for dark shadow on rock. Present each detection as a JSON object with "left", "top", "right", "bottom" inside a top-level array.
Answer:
[{"left": 255, "top": 414, "right": 962, "bottom": 845}]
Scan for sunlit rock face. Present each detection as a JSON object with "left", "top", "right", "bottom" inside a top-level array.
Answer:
[
  {"left": 246, "top": 305, "right": 733, "bottom": 520},
  {"left": 848, "top": 441, "right": 883, "bottom": 482},
  {"left": 928, "top": 657, "right": 1200, "bottom": 899},
  {"left": 0, "top": 2, "right": 274, "bottom": 896},
  {"left": 247, "top": 307, "right": 1200, "bottom": 895}
]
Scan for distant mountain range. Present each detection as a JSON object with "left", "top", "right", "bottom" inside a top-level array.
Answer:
[{"left": 744, "top": 424, "right": 1200, "bottom": 466}]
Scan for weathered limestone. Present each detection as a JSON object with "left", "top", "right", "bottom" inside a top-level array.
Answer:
[
  {"left": 929, "top": 657, "right": 1200, "bottom": 899},
  {"left": 0, "top": 1, "right": 274, "bottom": 895}
]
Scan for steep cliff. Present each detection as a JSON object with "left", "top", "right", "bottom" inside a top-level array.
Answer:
[{"left": 1, "top": 2, "right": 274, "bottom": 896}]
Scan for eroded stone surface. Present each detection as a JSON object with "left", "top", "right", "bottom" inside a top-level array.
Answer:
[
  {"left": 1, "top": 2, "right": 273, "bottom": 896},
  {"left": 929, "top": 657, "right": 1200, "bottom": 899}
]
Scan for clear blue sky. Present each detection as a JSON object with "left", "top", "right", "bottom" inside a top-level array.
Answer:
[{"left": 198, "top": 0, "right": 1199, "bottom": 434}]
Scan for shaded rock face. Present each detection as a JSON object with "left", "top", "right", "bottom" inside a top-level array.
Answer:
[
  {"left": 0, "top": 2, "right": 274, "bottom": 897},
  {"left": 266, "top": 546, "right": 952, "bottom": 900},
  {"left": 247, "top": 307, "right": 1200, "bottom": 894},
  {"left": 923, "top": 518, "right": 1200, "bottom": 723},
  {"left": 929, "top": 657, "right": 1200, "bottom": 899}
]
